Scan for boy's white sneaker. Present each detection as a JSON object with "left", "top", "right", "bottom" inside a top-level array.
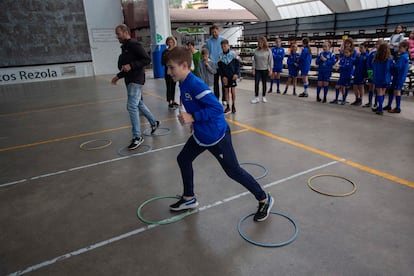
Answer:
[{"left": 262, "top": 97, "right": 268, "bottom": 103}]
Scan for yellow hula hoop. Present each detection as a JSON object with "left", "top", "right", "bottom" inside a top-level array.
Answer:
[
  {"left": 307, "top": 174, "right": 357, "bottom": 197},
  {"left": 80, "top": 139, "right": 112, "bottom": 150}
]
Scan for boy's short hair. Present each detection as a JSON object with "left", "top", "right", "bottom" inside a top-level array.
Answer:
[
  {"left": 115, "top": 24, "right": 130, "bottom": 34},
  {"left": 201, "top": 48, "right": 210, "bottom": 56},
  {"left": 399, "top": 40, "right": 409, "bottom": 49},
  {"left": 221, "top": 39, "right": 229, "bottom": 46},
  {"left": 167, "top": 46, "right": 192, "bottom": 67},
  {"left": 186, "top": 40, "right": 195, "bottom": 47}
]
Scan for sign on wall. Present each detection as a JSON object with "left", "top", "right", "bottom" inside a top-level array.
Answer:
[{"left": 0, "top": 63, "right": 94, "bottom": 85}]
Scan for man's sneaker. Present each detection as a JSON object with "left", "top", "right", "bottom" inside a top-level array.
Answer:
[
  {"left": 383, "top": 105, "right": 391, "bottom": 111},
  {"left": 350, "top": 100, "right": 358, "bottom": 105},
  {"left": 224, "top": 106, "right": 231, "bottom": 114},
  {"left": 168, "top": 103, "right": 176, "bottom": 110},
  {"left": 277, "top": 89, "right": 281, "bottom": 94},
  {"left": 170, "top": 196, "right": 199, "bottom": 211},
  {"left": 330, "top": 99, "right": 338, "bottom": 104},
  {"left": 172, "top": 102, "right": 180, "bottom": 107},
  {"left": 253, "top": 194, "right": 274, "bottom": 222},
  {"left": 298, "top": 92, "right": 308, "bottom": 97},
  {"left": 262, "top": 97, "right": 268, "bottom": 103},
  {"left": 231, "top": 105, "right": 236, "bottom": 113},
  {"left": 128, "top": 136, "right": 144, "bottom": 150},
  {"left": 251, "top": 97, "right": 260, "bottom": 104},
  {"left": 322, "top": 97, "right": 327, "bottom": 103},
  {"left": 362, "top": 103, "right": 371, "bottom": 108},
  {"left": 317, "top": 97, "right": 322, "bottom": 102},
  {"left": 222, "top": 101, "right": 227, "bottom": 106},
  {"left": 151, "top": 121, "right": 160, "bottom": 134},
  {"left": 267, "top": 89, "right": 273, "bottom": 94}
]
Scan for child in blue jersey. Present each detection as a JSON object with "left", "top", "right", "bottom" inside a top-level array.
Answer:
[
  {"left": 283, "top": 44, "right": 300, "bottom": 95},
  {"left": 298, "top": 38, "right": 313, "bottom": 97},
  {"left": 217, "top": 39, "right": 240, "bottom": 114},
  {"left": 351, "top": 42, "right": 369, "bottom": 106},
  {"left": 330, "top": 47, "right": 354, "bottom": 104},
  {"left": 268, "top": 38, "right": 285, "bottom": 93},
  {"left": 372, "top": 43, "right": 393, "bottom": 115},
  {"left": 364, "top": 39, "right": 384, "bottom": 108},
  {"left": 315, "top": 42, "right": 336, "bottom": 103},
  {"left": 166, "top": 46, "right": 273, "bottom": 222},
  {"left": 384, "top": 40, "right": 410, "bottom": 113}
]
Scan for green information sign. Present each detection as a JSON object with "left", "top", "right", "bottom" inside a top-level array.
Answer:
[
  {"left": 156, "top": 33, "right": 163, "bottom": 43},
  {"left": 176, "top": 27, "right": 207, "bottom": 34}
]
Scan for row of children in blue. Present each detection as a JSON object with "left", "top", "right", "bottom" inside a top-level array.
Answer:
[{"left": 269, "top": 38, "right": 410, "bottom": 114}]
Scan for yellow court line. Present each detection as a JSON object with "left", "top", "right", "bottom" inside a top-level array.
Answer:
[
  {"left": 226, "top": 118, "right": 414, "bottom": 189},
  {"left": 0, "top": 117, "right": 178, "bottom": 152}
]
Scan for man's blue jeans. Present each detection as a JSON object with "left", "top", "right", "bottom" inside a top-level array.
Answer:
[{"left": 126, "top": 83, "right": 157, "bottom": 138}]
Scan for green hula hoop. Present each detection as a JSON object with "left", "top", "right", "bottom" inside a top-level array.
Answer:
[
  {"left": 137, "top": 195, "right": 193, "bottom": 225},
  {"left": 80, "top": 139, "right": 112, "bottom": 150},
  {"left": 307, "top": 174, "right": 357, "bottom": 197}
]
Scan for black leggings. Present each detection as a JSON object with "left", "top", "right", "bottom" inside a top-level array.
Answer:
[
  {"left": 165, "top": 74, "right": 176, "bottom": 102},
  {"left": 255, "top": 70, "right": 268, "bottom": 97}
]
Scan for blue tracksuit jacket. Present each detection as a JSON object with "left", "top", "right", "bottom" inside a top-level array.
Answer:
[
  {"left": 299, "top": 47, "right": 312, "bottom": 75},
  {"left": 179, "top": 72, "right": 227, "bottom": 146},
  {"left": 391, "top": 51, "right": 410, "bottom": 90},
  {"left": 287, "top": 53, "right": 300, "bottom": 77}
]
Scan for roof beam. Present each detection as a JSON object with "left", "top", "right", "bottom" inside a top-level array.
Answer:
[{"left": 231, "top": 0, "right": 282, "bottom": 21}]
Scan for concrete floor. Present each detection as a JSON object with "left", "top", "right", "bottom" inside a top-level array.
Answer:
[{"left": 0, "top": 73, "right": 413, "bottom": 276}]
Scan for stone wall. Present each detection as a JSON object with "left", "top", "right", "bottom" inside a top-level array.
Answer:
[{"left": 0, "top": 0, "right": 91, "bottom": 67}]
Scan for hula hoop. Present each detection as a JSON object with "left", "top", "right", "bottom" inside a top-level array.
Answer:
[
  {"left": 237, "top": 211, "right": 299, "bottom": 247},
  {"left": 80, "top": 139, "right": 112, "bottom": 150},
  {"left": 239, "top": 162, "right": 268, "bottom": 180},
  {"left": 137, "top": 195, "right": 193, "bottom": 225},
  {"left": 307, "top": 174, "right": 357, "bottom": 197},
  {"left": 143, "top": 127, "right": 171, "bottom": 137},
  {"left": 117, "top": 144, "right": 152, "bottom": 156}
]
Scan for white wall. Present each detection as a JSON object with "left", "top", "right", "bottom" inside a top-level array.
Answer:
[{"left": 83, "top": 0, "right": 124, "bottom": 75}]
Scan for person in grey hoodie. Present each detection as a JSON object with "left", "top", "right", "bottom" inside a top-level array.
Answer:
[{"left": 197, "top": 48, "right": 217, "bottom": 90}]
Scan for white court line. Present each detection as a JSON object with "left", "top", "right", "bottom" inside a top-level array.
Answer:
[
  {"left": 0, "top": 143, "right": 186, "bottom": 188},
  {"left": 8, "top": 159, "right": 340, "bottom": 276}
]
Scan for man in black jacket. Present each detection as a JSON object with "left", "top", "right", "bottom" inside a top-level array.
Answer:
[{"left": 111, "top": 24, "right": 159, "bottom": 150}]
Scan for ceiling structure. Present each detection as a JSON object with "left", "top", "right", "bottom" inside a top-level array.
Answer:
[{"left": 229, "top": 0, "right": 414, "bottom": 21}]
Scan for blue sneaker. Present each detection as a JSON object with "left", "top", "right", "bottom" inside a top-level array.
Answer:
[
  {"left": 170, "top": 196, "right": 199, "bottom": 211},
  {"left": 253, "top": 194, "right": 274, "bottom": 222}
]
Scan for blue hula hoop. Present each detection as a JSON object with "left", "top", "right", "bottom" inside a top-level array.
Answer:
[
  {"left": 237, "top": 211, "right": 299, "bottom": 247},
  {"left": 239, "top": 162, "right": 268, "bottom": 180}
]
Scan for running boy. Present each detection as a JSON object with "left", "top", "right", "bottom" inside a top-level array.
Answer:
[
  {"left": 315, "top": 42, "right": 337, "bottom": 103},
  {"left": 217, "top": 39, "right": 240, "bottom": 114},
  {"left": 166, "top": 46, "right": 273, "bottom": 222},
  {"left": 283, "top": 44, "right": 300, "bottom": 95},
  {"left": 330, "top": 47, "right": 354, "bottom": 105},
  {"left": 385, "top": 40, "right": 410, "bottom": 113},
  {"left": 269, "top": 38, "right": 285, "bottom": 93}
]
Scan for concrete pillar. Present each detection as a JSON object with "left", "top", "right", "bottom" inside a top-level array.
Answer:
[{"left": 148, "top": 0, "right": 171, "bottom": 78}]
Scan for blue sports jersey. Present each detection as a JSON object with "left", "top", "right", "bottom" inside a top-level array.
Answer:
[
  {"left": 339, "top": 56, "right": 354, "bottom": 79},
  {"left": 373, "top": 58, "right": 393, "bottom": 88},
  {"left": 287, "top": 53, "right": 300, "bottom": 77},
  {"left": 391, "top": 51, "right": 410, "bottom": 87},
  {"left": 179, "top": 72, "right": 227, "bottom": 146},
  {"left": 353, "top": 51, "right": 369, "bottom": 84},
  {"left": 271, "top": 46, "right": 285, "bottom": 71},
  {"left": 366, "top": 50, "right": 376, "bottom": 71},
  {"left": 316, "top": 51, "right": 337, "bottom": 72},
  {"left": 299, "top": 47, "right": 312, "bottom": 71}
]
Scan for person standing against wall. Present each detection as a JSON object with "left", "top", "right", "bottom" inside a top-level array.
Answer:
[
  {"left": 268, "top": 38, "right": 285, "bottom": 94},
  {"left": 162, "top": 36, "right": 178, "bottom": 109},
  {"left": 251, "top": 36, "right": 273, "bottom": 103},
  {"left": 389, "top": 24, "right": 405, "bottom": 57},
  {"left": 111, "top": 24, "right": 159, "bottom": 150},
  {"left": 298, "top": 38, "right": 312, "bottom": 97},
  {"left": 206, "top": 24, "right": 225, "bottom": 103}
]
